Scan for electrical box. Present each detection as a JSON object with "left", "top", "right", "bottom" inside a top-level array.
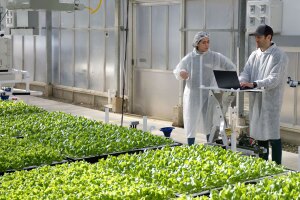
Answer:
[
  {"left": 246, "top": 0, "right": 283, "bottom": 33},
  {"left": 5, "top": 10, "right": 15, "bottom": 28}
]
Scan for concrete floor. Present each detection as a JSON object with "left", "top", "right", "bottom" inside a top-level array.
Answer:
[{"left": 19, "top": 95, "right": 299, "bottom": 171}]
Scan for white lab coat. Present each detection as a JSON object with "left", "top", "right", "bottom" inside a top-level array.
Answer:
[
  {"left": 239, "top": 43, "right": 288, "bottom": 140},
  {"left": 174, "top": 49, "right": 236, "bottom": 138}
]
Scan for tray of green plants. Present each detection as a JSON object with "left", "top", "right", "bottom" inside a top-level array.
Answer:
[
  {"left": 103, "top": 145, "right": 285, "bottom": 196},
  {"left": 0, "top": 161, "right": 175, "bottom": 199},
  {"left": 0, "top": 101, "right": 46, "bottom": 116},
  {"left": 0, "top": 102, "right": 175, "bottom": 172},
  {"left": 1, "top": 111, "right": 176, "bottom": 155},
  {"left": 181, "top": 171, "right": 300, "bottom": 200},
  {"left": 175, "top": 170, "right": 295, "bottom": 199},
  {"left": 0, "top": 145, "right": 287, "bottom": 199},
  {"left": 0, "top": 136, "right": 66, "bottom": 175}
]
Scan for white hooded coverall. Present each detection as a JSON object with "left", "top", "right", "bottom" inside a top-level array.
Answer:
[
  {"left": 174, "top": 49, "right": 235, "bottom": 138},
  {"left": 239, "top": 43, "right": 288, "bottom": 140}
]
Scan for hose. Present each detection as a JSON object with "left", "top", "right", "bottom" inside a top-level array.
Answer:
[{"left": 86, "top": 0, "right": 103, "bottom": 14}]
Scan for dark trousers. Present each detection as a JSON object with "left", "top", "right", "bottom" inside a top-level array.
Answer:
[
  {"left": 257, "top": 139, "right": 282, "bottom": 165},
  {"left": 206, "top": 134, "right": 210, "bottom": 142},
  {"left": 187, "top": 138, "right": 195, "bottom": 146}
]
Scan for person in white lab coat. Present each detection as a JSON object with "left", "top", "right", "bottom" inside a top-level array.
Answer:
[
  {"left": 239, "top": 24, "right": 288, "bottom": 165},
  {"left": 173, "top": 31, "right": 236, "bottom": 145}
]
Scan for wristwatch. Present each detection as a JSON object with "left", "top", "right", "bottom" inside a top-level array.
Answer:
[{"left": 253, "top": 82, "right": 257, "bottom": 88}]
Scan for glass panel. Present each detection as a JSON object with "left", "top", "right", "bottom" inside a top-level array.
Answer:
[
  {"left": 168, "top": 4, "right": 180, "bottom": 70},
  {"left": 120, "top": 0, "right": 128, "bottom": 28},
  {"left": 105, "top": 31, "right": 115, "bottom": 91},
  {"left": 52, "top": 11, "right": 60, "bottom": 27},
  {"left": 75, "top": 0, "right": 89, "bottom": 28},
  {"left": 12, "top": 35, "right": 23, "bottom": 69},
  {"left": 296, "top": 53, "right": 300, "bottom": 125},
  {"left": 233, "top": 0, "right": 239, "bottom": 29},
  {"left": 105, "top": 0, "right": 115, "bottom": 28},
  {"left": 52, "top": 29, "right": 60, "bottom": 84},
  {"left": 185, "top": 31, "right": 197, "bottom": 54},
  {"left": 61, "top": 11, "right": 74, "bottom": 28},
  {"left": 38, "top": 11, "right": 46, "bottom": 28},
  {"left": 186, "top": 32, "right": 235, "bottom": 62},
  {"left": 90, "top": 0, "right": 105, "bottom": 28},
  {"left": 74, "top": 30, "right": 89, "bottom": 89},
  {"left": 232, "top": 32, "right": 238, "bottom": 65},
  {"left": 136, "top": 5, "right": 150, "bottom": 68},
  {"left": 248, "top": 36, "right": 257, "bottom": 55},
  {"left": 281, "top": 52, "right": 296, "bottom": 124},
  {"left": 90, "top": 31, "right": 105, "bottom": 91},
  {"left": 35, "top": 36, "right": 47, "bottom": 82},
  {"left": 151, "top": 6, "right": 167, "bottom": 70},
  {"left": 209, "top": 32, "right": 234, "bottom": 60},
  {"left": 60, "top": 30, "right": 74, "bottom": 86},
  {"left": 39, "top": 29, "right": 46, "bottom": 37},
  {"left": 24, "top": 36, "right": 34, "bottom": 81},
  {"left": 206, "top": 0, "right": 233, "bottom": 29},
  {"left": 186, "top": 0, "right": 204, "bottom": 29},
  {"left": 133, "top": 70, "right": 179, "bottom": 120}
]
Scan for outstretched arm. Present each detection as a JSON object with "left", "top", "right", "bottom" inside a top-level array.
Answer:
[{"left": 173, "top": 53, "right": 192, "bottom": 80}]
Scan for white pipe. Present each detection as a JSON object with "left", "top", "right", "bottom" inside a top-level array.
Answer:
[
  {"left": 236, "top": 46, "right": 241, "bottom": 123},
  {"left": 107, "top": 89, "right": 111, "bottom": 105},
  {"left": 228, "top": 107, "right": 232, "bottom": 126},
  {"left": 149, "top": 126, "right": 155, "bottom": 132},
  {"left": 298, "top": 146, "right": 300, "bottom": 171},
  {"left": 105, "top": 107, "right": 109, "bottom": 123},
  {"left": 143, "top": 116, "right": 147, "bottom": 132},
  {"left": 233, "top": 106, "right": 238, "bottom": 127},
  {"left": 231, "top": 131, "right": 236, "bottom": 152},
  {"left": 25, "top": 81, "right": 29, "bottom": 91}
]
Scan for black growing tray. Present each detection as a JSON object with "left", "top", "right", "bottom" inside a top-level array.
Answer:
[
  {"left": 0, "top": 142, "right": 183, "bottom": 175},
  {"left": 0, "top": 160, "right": 69, "bottom": 176},
  {"left": 174, "top": 170, "right": 294, "bottom": 198},
  {"left": 67, "top": 142, "right": 183, "bottom": 163}
]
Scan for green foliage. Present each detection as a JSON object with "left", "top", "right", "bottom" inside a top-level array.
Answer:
[
  {"left": 98, "top": 145, "right": 285, "bottom": 195},
  {"left": 0, "top": 101, "right": 174, "bottom": 171},
  {"left": 210, "top": 172, "right": 300, "bottom": 200},
  {"left": 0, "top": 101, "right": 45, "bottom": 116},
  {"left": 0, "top": 101, "right": 293, "bottom": 199},
  {"left": 0, "top": 161, "right": 175, "bottom": 199},
  {"left": 0, "top": 136, "right": 63, "bottom": 172},
  {"left": 0, "top": 145, "right": 287, "bottom": 199}
]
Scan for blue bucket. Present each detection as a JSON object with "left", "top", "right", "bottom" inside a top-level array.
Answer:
[
  {"left": 1, "top": 95, "right": 9, "bottom": 100},
  {"left": 159, "top": 127, "right": 175, "bottom": 138},
  {"left": 4, "top": 87, "right": 11, "bottom": 92}
]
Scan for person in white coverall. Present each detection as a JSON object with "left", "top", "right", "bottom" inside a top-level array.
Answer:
[
  {"left": 239, "top": 24, "right": 288, "bottom": 165},
  {"left": 173, "top": 31, "right": 236, "bottom": 145}
]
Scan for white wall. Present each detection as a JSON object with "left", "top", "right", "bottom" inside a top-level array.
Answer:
[{"left": 282, "top": 0, "right": 300, "bottom": 35}]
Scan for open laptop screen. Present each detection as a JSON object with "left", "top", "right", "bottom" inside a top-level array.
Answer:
[{"left": 213, "top": 70, "right": 242, "bottom": 89}]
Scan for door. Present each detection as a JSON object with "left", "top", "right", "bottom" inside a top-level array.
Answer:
[{"left": 131, "top": 2, "right": 180, "bottom": 120}]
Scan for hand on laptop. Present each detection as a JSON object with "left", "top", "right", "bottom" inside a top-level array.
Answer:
[{"left": 240, "top": 82, "right": 255, "bottom": 89}]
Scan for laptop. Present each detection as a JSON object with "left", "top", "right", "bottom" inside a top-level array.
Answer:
[{"left": 213, "top": 70, "right": 250, "bottom": 90}]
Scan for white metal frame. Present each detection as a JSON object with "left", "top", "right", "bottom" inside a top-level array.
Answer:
[{"left": 0, "top": 68, "right": 30, "bottom": 91}]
